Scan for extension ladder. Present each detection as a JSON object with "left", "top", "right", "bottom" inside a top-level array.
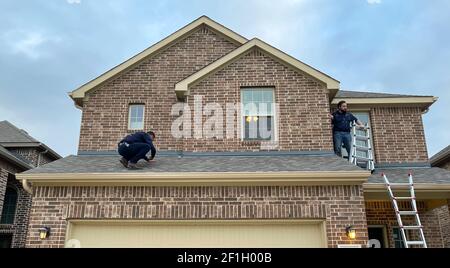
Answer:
[
  {"left": 383, "top": 173, "right": 427, "bottom": 248},
  {"left": 350, "top": 123, "right": 375, "bottom": 171}
]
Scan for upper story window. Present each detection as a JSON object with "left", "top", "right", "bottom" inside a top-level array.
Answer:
[
  {"left": 128, "top": 104, "right": 145, "bottom": 130},
  {"left": 341, "top": 111, "right": 375, "bottom": 160},
  {"left": 1, "top": 184, "right": 18, "bottom": 224},
  {"left": 241, "top": 88, "right": 275, "bottom": 140}
]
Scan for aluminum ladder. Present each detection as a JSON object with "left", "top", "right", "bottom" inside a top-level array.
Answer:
[
  {"left": 383, "top": 173, "right": 427, "bottom": 248},
  {"left": 350, "top": 123, "right": 375, "bottom": 171}
]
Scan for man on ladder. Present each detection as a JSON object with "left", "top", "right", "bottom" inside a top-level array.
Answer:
[{"left": 329, "top": 100, "right": 366, "bottom": 160}]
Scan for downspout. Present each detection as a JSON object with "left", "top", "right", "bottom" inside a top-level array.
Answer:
[
  {"left": 22, "top": 179, "right": 33, "bottom": 194},
  {"left": 37, "top": 148, "right": 49, "bottom": 167}
]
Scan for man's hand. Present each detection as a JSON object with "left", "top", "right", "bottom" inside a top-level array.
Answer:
[
  {"left": 147, "top": 157, "right": 155, "bottom": 162},
  {"left": 328, "top": 113, "right": 333, "bottom": 120}
]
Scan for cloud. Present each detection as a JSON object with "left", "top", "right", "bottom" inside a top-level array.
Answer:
[
  {"left": 67, "top": 0, "right": 81, "bottom": 4},
  {"left": 1, "top": 30, "right": 61, "bottom": 60},
  {"left": 367, "top": 0, "right": 381, "bottom": 4}
]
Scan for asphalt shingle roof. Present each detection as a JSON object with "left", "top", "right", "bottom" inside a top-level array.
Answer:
[
  {"left": 22, "top": 154, "right": 363, "bottom": 174},
  {"left": 368, "top": 167, "right": 450, "bottom": 184},
  {"left": 0, "top": 120, "right": 38, "bottom": 143},
  {"left": 430, "top": 145, "right": 450, "bottom": 166},
  {"left": 336, "top": 90, "right": 432, "bottom": 99}
]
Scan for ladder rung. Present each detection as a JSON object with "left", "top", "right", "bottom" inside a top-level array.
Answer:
[
  {"left": 406, "top": 241, "right": 425, "bottom": 246},
  {"left": 402, "top": 226, "right": 423, "bottom": 230},
  {"left": 388, "top": 183, "right": 413, "bottom": 188},
  {"left": 394, "top": 197, "right": 415, "bottom": 200},
  {"left": 355, "top": 136, "right": 370, "bottom": 141},
  {"left": 353, "top": 145, "right": 371, "bottom": 151},
  {"left": 398, "top": 211, "right": 418, "bottom": 215}
]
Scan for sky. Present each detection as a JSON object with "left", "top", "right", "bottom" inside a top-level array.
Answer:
[{"left": 0, "top": 0, "right": 449, "bottom": 158}]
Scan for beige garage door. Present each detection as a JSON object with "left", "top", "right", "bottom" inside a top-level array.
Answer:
[{"left": 65, "top": 220, "right": 326, "bottom": 248}]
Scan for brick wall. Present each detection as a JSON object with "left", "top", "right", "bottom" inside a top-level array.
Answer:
[
  {"left": 370, "top": 107, "right": 428, "bottom": 163},
  {"left": 439, "top": 160, "right": 450, "bottom": 171},
  {"left": 0, "top": 162, "right": 32, "bottom": 248},
  {"left": 26, "top": 185, "right": 368, "bottom": 248},
  {"left": 435, "top": 204, "right": 450, "bottom": 248},
  {"left": 365, "top": 201, "right": 445, "bottom": 248},
  {"left": 78, "top": 26, "right": 239, "bottom": 152},
  {"left": 8, "top": 147, "right": 54, "bottom": 167},
  {"left": 184, "top": 48, "right": 332, "bottom": 151}
]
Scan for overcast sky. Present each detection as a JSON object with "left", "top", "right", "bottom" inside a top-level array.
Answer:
[{"left": 0, "top": 0, "right": 449, "bottom": 157}]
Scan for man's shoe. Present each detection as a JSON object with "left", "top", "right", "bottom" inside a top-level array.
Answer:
[
  {"left": 119, "top": 157, "right": 128, "bottom": 168},
  {"left": 127, "top": 163, "right": 141, "bottom": 169}
]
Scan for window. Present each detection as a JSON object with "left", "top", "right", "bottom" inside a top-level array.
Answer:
[
  {"left": 128, "top": 104, "right": 145, "bottom": 130},
  {"left": 0, "top": 234, "right": 13, "bottom": 248},
  {"left": 241, "top": 88, "right": 275, "bottom": 140},
  {"left": 341, "top": 111, "right": 375, "bottom": 160},
  {"left": 1, "top": 187, "right": 18, "bottom": 224},
  {"left": 393, "top": 227, "right": 407, "bottom": 248}
]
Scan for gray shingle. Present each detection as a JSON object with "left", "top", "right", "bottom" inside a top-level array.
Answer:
[
  {"left": 0, "top": 120, "right": 38, "bottom": 143},
  {"left": 368, "top": 167, "right": 450, "bottom": 184},
  {"left": 430, "top": 145, "right": 450, "bottom": 166},
  {"left": 22, "top": 154, "right": 363, "bottom": 174},
  {"left": 336, "top": 90, "right": 432, "bottom": 99}
]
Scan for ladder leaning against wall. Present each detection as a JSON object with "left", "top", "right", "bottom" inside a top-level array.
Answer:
[{"left": 383, "top": 173, "right": 427, "bottom": 248}]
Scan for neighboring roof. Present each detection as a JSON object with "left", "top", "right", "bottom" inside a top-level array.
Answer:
[
  {"left": 22, "top": 154, "right": 362, "bottom": 174},
  {"left": 69, "top": 16, "right": 248, "bottom": 108},
  {"left": 175, "top": 38, "right": 340, "bottom": 99},
  {"left": 0, "top": 120, "right": 38, "bottom": 143},
  {"left": 0, "top": 120, "right": 61, "bottom": 160},
  {"left": 332, "top": 90, "right": 437, "bottom": 110},
  {"left": 0, "top": 145, "right": 33, "bottom": 170},
  {"left": 430, "top": 145, "right": 450, "bottom": 167}
]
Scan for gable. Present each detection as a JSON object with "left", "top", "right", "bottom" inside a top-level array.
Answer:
[
  {"left": 69, "top": 16, "right": 247, "bottom": 108},
  {"left": 175, "top": 38, "right": 340, "bottom": 99}
]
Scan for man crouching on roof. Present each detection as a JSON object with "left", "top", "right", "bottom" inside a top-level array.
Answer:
[{"left": 117, "top": 131, "right": 156, "bottom": 169}]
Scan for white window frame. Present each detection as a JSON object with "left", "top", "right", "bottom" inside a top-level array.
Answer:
[
  {"left": 340, "top": 110, "right": 375, "bottom": 161},
  {"left": 240, "top": 88, "right": 277, "bottom": 141},
  {"left": 128, "top": 104, "right": 145, "bottom": 130}
]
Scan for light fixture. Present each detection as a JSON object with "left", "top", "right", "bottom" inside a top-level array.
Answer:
[
  {"left": 39, "top": 227, "right": 50, "bottom": 240},
  {"left": 246, "top": 116, "right": 252, "bottom": 122},
  {"left": 346, "top": 226, "right": 356, "bottom": 240},
  {"left": 253, "top": 116, "right": 258, "bottom": 122}
]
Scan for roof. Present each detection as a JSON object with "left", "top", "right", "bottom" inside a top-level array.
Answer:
[
  {"left": 336, "top": 90, "right": 433, "bottom": 99},
  {"left": 22, "top": 153, "right": 362, "bottom": 174},
  {"left": 69, "top": 16, "right": 248, "bottom": 108},
  {"left": 430, "top": 145, "right": 450, "bottom": 167},
  {"left": 332, "top": 90, "right": 437, "bottom": 110},
  {"left": 0, "top": 120, "right": 61, "bottom": 160},
  {"left": 0, "top": 120, "right": 38, "bottom": 143},
  {"left": 367, "top": 167, "right": 450, "bottom": 184},
  {"left": 174, "top": 38, "right": 340, "bottom": 99},
  {"left": 0, "top": 145, "right": 33, "bottom": 170}
]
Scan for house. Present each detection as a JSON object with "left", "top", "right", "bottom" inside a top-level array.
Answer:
[
  {"left": 431, "top": 146, "right": 450, "bottom": 171},
  {"left": 17, "top": 16, "right": 450, "bottom": 248},
  {"left": 0, "top": 121, "right": 61, "bottom": 248}
]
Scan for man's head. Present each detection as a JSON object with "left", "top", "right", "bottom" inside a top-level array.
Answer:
[
  {"left": 147, "top": 131, "right": 156, "bottom": 141},
  {"left": 337, "top": 101, "right": 348, "bottom": 112}
]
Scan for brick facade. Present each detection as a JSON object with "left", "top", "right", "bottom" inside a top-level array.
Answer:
[
  {"left": 26, "top": 185, "right": 368, "bottom": 248},
  {"left": 370, "top": 107, "right": 429, "bottom": 164},
  {"left": 185, "top": 48, "right": 332, "bottom": 152},
  {"left": 365, "top": 201, "right": 446, "bottom": 248},
  {"left": 8, "top": 147, "right": 54, "bottom": 167},
  {"left": 78, "top": 26, "right": 239, "bottom": 152},
  {"left": 0, "top": 159, "right": 31, "bottom": 248},
  {"left": 436, "top": 204, "right": 450, "bottom": 248}
]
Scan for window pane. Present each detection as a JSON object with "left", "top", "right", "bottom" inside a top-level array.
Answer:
[
  {"left": 129, "top": 104, "right": 145, "bottom": 130},
  {"left": 0, "top": 188, "right": 18, "bottom": 224},
  {"left": 243, "top": 116, "right": 273, "bottom": 140},
  {"left": 242, "top": 90, "right": 252, "bottom": 104},
  {"left": 263, "top": 90, "right": 273, "bottom": 102}
]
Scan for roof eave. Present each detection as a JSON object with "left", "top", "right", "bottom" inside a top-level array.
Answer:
[{"left": 331, "top": 96, "right": 438, "bottom": 110}]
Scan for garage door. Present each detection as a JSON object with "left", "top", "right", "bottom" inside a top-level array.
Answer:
[{"left": 65, "top": 220, "right": 327, "bottom": 248}]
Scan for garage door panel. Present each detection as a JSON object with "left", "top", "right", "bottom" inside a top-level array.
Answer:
[{"left": 66, "top": 220, "right": 326, "bottom": 248}]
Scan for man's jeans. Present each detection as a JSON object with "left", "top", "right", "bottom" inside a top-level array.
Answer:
[
  {"left": 333, "top": 131, "right": 352, "bottom": 159},
  {"left": 118, "top": 142, "right": 151, "bottom": 164}
]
